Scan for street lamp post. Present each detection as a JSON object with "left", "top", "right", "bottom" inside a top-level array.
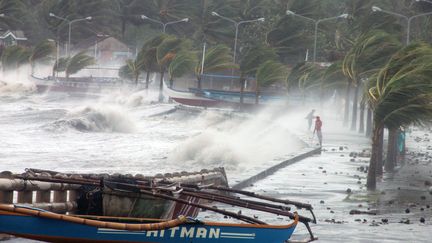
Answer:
[
  {"left": 211, "top": 12, "right": 265, "bottom": 64},
  {"left": 372, "top": 6, "right": 432, "bottom": 45},
  {"left": 49, "top": 13, "right": 92, "bottom": 57},
  {"left": 141, "top": 15, "right": 189, "bottom": 33},
  {"left": 286, "top": 10, "right": 348, "bottom": 63}
]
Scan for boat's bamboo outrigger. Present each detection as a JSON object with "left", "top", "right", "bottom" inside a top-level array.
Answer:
[{"left": 10, "top": 169, "right": 317, "bottom": 242}]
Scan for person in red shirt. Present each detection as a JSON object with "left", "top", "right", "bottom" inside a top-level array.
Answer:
[{"left": 314, "top": 116, "right": 322, "bottom": 147}]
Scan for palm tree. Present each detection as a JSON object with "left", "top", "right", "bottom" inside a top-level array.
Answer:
[
  {"left": 29, "top": 40, "right": 56, "bottom": 75},
  {"left": 118, "top": 58, "right": 142, "bottom": 85},
  {"left": 366, "top": 43, "right": 432, "bottom": 190},
  {"left": 155, "top": 36, "right": 190, "bottom": 101},
  {"left": 286, "top": 62, "right": 324, "bottom": 104},
  {"left": 168, "top": 51, "right": 197, "bottom": 88},
  {"left": 137, "top": 36, "right": 166, "bottom": 90},
  {"left": 65, "top": 51, "right": 95, "bottom": 80},
  {"left": 109, "top": 0, "right": 145, "bottom": 39},
  {"left": 342, "top": 30, "right": 402, "bottom": 131},
  {"left": 194, "top": 44, "right": 235, "bottom": 89},
  {"left": 53, "top": 57, "right": 69, "bottom": 78},
  {"left": 255, "top": 60, "right": 288, "bottom": 104},
  {"left": 238, "top": 44, "right": 277, "bottom": 106},
  {"left": 1, "top": 45, "right": 30, "bottom": 73}
]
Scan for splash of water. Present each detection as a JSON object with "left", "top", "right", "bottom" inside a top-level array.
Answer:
[
  {"left": 47, "top": 105, "right": 136, "bottom": 133},
  {"left": 168, "top": 108, "right": 304, "bottom": 171}
]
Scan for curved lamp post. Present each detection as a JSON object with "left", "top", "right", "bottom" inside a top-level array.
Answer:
[
  {"left": 372, "top": 6, "right": 432, "bottom": 45},
  {"left": 286, "top": 10, "right": 348, "bottom": 63},
  {"left": 49, "top": 13, "right": 92, "bottom": 57},
  {"left": 211, "top": 12, "right": 265, "bottom": 64},
  {"left": 141, "top": 15, "right": 189, "bottom": 33}
]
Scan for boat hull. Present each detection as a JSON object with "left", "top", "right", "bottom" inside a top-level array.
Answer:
[{"left": 0, "top": 211, "right": 297, "bottom": 243}]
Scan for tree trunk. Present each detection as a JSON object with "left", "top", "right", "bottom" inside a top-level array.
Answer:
[
  {"left": 366, "top": 106, "right": 372, "bottom": 137},
  {"left": 376, "top": 125, "right": 384, "bottom": 176},
  {"left": 240, "top": 78, "right": 245, "bottom": 105},
  {"left": 169, "top": 78, "right": 174, "bottom": 88},
  {"left": 359, "top": 102, "right": 365, "bottom": 133},
  {"left": 385, "top": 127, "right": 398, "bottom": 172},
  {"left": 344, "top": 81, "right": 351, "bottom": 127},
  {"left": 145, "top": 71, "right": 150, "bottom": 89},
  {"left": 121, "top": 19, "right": 126, "bottom": 40},
  {"left": 367, "top": 122, "right": 384, "bottom": 190},
  {"left": 197, "top": 75, "right": 202, "bottom": 89},
  {"left": 255, "top": 85, "right": 260, "bottom": 105},
  {"left": 159, "top": 71, "right": 165, "bottom": 102},
  {"left": 135, "top": 74, "right": 139, "bottom": 86},
  {"left": 350, "top": 83, "right": 359, "bottom": 131}
]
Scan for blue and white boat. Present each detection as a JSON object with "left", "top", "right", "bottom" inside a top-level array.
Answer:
[{"left": 0, "top": 204, "right": 311, "bottom": 243}]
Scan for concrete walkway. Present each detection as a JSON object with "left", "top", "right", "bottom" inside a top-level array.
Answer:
[{"left": 244, "top": 118, "right": 431, "bottom": 242}]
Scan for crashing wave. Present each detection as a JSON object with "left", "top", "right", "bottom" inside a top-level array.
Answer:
[
  {"left": 47, "top": 106, "right": 136, "bottom": 133},
  {"left": 0, "top": 80, "right": 36, "bottom": 95}
]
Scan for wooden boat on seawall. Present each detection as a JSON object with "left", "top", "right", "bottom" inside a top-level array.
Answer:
[
  {"left": 0, "top": 176, "right": 317, "bottom": 243},
  {"left": 29, "top": 75, "right": 132, "bottom": 94},
  {"left": 0, "top": 167, "right": 229, "bottom": 220},
  {"left": 164, "top": 86, "right": 223, "bottom": 108},
  {"left": 189, "top": 88, "right": 289, "bottom": 107}
]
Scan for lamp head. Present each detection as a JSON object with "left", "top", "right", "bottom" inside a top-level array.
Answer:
[
  {"left": 85, "top": 16, "right": 92, "bottom": 21},
  {"left": 286, "top": 10, "right": 295, "bottom": 15},
  {"left": 182, "top": 18, "right": 189, "bottom": 22},
  {"left": 372, "top": 6, "right": 382, "bottom": 12},
  {"left": 211, "top": 11, "right": 219, "bottom": 17},
  {"left": 339, "top": 13, "right": 349, "bottom": 18},
  {"left": 49, "top": 12, "right": 55, "bottom": 17},
  {"left": 141, "top": 15, "right": 149, "bottom": 19},
  {"left": 258, "top": 17, "right": 265, "bottom": 22}
]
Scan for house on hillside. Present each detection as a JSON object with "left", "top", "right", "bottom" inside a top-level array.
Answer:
[
  {"left": 75, "top": 35, "right": 132, "bottom": 66},
  {"left": 0, "top": 30, "right": 28, "bottom": 47}
]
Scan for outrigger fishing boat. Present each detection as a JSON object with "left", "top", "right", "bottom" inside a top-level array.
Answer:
[{"left": 0, "top": 169, "right": 317, "bottom": 242}]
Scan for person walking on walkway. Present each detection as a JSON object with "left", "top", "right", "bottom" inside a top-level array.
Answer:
[
  {"left": 305, "top": 109, "right": 315, "bottom": 130},
  {"left": 314, "top": 116, "right": 323, "bottom": 147}
]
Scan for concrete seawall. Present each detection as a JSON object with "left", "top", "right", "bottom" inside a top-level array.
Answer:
[{"left": 233, "top": 147, "right": 321, "bottom": 190}]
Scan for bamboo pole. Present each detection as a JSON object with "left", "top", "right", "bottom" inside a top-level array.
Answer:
[
  {"left": 15, "top": 202, "right": 77, "bottom": 213},
  {"left": 105, "top": 190, "right": 265, "bottom": 224},
  {"left": 0, "top": 178, "right": 81, "bottom": 191},
  {"left": 108, "top": 181, "right": 314, "bottom": 224}
]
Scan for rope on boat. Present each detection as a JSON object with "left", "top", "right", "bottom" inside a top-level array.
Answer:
[{"left": 0, "top": 204, "right": 187, "bottom": 231}]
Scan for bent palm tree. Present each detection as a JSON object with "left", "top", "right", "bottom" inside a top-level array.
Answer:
[
  {"left": 342, "top": 30, "right": 401, "bottom": 131},
  {"left": 156, "top": 36, "right": 190, "bottom": 101},
  {"left": 366, "top": 43, "right": 432, "bottom": 190},
  {"left": 119, "top": 58, "right": 143, "bottom": 85},
  {"left": 194, "top": 44, "right": 235, "bottom": 89},
  {"left": 168, "top": 51, "right": 197, "bottom": 88},
  {"left": 53, "top": 57, "right": 69, "bottom": 78},
  {"left": 239, "top": 44, "right": 277, "bottom": 106},
  {"left": 255, "top": 60, "right": 288, "bottom": 104},
  {"left": 1, "top": 45, "right": 30, "bottom": 74},
  {"left": 65, "top": 51, "right": 95, "bottom": 80},
  {"left": 29, "top": 40, "right": 56, "bottom": 75}
]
